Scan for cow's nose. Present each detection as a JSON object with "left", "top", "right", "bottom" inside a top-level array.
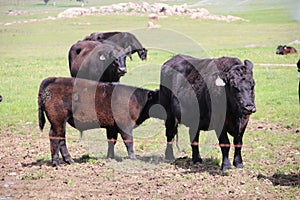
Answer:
[
  {"left": 243, "top": 105, "right": 256, "bottom": 114},
  {"left": 118, "top": 67, "right": 127, "bottom": 76}
]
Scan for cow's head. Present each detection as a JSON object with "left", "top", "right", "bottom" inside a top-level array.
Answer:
[
  {"left": 223, "top": 60, "right": 256, "bottom": 115},
  {"left": 276, "top": 45, "right": 284, "bottom": 55},
  {"left": 110, "top": 47, "right": 132, "bottom": 77},
  {"left": 276, "top": 45, "right": 287, "bottom": 55},
  {"left": 136, "top": 89, "right": 160, "bottom": 126},
  {"left": 137, "top": 48, "right": 148, "bottom": 61}
]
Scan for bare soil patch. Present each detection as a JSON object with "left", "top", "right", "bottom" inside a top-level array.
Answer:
[{"left": 0, "top": 119, "right": 299, "bottom": 199}]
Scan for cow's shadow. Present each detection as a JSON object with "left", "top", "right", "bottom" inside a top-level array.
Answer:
[
  {"left": 257, "top": 173, "right": 300, "bottom": 187},
  {"left": 169, "top": 156, "right": 221, "bottom": 175},
  {"left": 22, "top": 154, "right": 220, "bottom": 175},
  {"left": 135, "top": 155, "right": 221, "bottom": 175}
]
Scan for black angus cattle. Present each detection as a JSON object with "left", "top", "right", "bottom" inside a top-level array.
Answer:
[
  {"left": 68, "top": 41, "right": 129, "bottom": 82},
  {"left": 276, "top": 45, "right": 297, "bottom": 55},
  {"left": 38, "top": 77, "right": 159, "bottom": 166},
  {"left": 159, "top": 55, "right": 256, "bottom": 171},
  {"left": 83, "top": 31, "right": 148, "bottom": 61}
]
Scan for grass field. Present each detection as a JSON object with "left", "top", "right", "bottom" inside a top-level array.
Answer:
[{"left": 0, "top": 0, "right": 299, "bottom": 199}]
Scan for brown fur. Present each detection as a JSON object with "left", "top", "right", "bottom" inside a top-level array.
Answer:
[{"left": 38, "top": 77, "right": 159, "bottom": 166}]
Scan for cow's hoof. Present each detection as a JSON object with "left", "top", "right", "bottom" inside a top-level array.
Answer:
[
  {"left": 52, "top": 160, "right": 60, "bottom": 167},
  {"left": 129, "top": 154, "right": 137, "bottom": 160},
  {"left": 165, "top": 151, "right": 175, "bottom": 161},
  {"left": 192, "top": 157, "right": 203, "bottom": 164},
  {"left": 165, "top": 154, "right": 175, "bottom": 162},
  {"left": 64, "top": 157, "right": 75, "bottom": 165},
  {"left": 221, "top": 164, "right": 232, "bottom": 171},
  {"left": 107, "top": 153, "right": 115, "bottom": 159},
  {"left": 233, "top": 161, "right": 244, "bottom": 169}
]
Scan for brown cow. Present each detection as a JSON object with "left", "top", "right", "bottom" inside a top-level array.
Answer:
[{"left": 38, "top": 77, "right": 159, "bottom": 166}]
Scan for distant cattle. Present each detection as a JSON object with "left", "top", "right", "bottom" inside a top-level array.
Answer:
[
  {"left": 276, "top": 45, "right": 297, "bottom": 55},
  {"left": 83, "top": 31, "right": 148, "bottom": 61},
  {"left": 68, "top": 41, "right": 128, "bottom": 82},
  {"left": 38, "top": 77, "right": 159, "bottom": 166},
  {"left": 0, "top": 95, "right": 2, "bottom": 102},
  {"left": 159, "top": 55, "right": 256, "bottom": 171}
]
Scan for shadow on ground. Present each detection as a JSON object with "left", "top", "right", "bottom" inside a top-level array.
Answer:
[
  {"left": 257, "top": 173, "right": 300, "bottom": 187},
  {"left": 21, "top": 154, "right": 222, "bottom": 175}
]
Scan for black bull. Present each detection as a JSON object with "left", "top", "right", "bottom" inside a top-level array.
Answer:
[{"left": 158, "top": 55, "right": 256, "bottom": 171}]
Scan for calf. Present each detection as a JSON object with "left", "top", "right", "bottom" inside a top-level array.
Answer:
[
  {"left": 160, "top": 55, "right": 256, "bottom": 171},
  {"left": 83, "top": 31, "right": 148, "bottom": 61},
  {"left": 276, "top": 45, "right": 297, "bottom": 55},
  {"left": 68, "top": 41, "right": 129, "bottom": 82},
  {"left": 38, "top": 77, "right": 159, "bottom": 166}
]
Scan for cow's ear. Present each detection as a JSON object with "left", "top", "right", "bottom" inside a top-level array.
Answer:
[
  {"left": 99, "top": 54, "right": 106, "bottom": 61},
  {"left": 215, "top": 75, "right": 226, "bottom": 87},
  {"left": 244, "top": 60, "right": 253, "bottom": 70},
  {"left": 212, "top": 72, "right": 226, "bottom": 87}
]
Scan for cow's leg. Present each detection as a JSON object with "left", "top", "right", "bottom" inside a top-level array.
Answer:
[
  {"left": 120, "top": 130, "right": 136, "bottom": 160},
  {"left": 49, "top": 128, "right": 60, "bottom": 166},
  {"left": 106, "top": 127, "right": 118, "bottom": 159},
  {"left": 233, "top": 135, "right": 244, "bottom": 168},
  {"left": 165, "top": 116, "right": 177, "bottom": 161},
  {"left": 52, "top": 123, "right": 74, "bottom": 165},
  {"left": 189, "top": 128, "right": 202, "bottom": 164},
  {"left": 59, "top": 135, "right": 74, "bottom": 165},
  {"left": 219, "top": 130, "right": 231, "bottom": 171}
]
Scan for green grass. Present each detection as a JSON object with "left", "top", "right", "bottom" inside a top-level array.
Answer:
[{"left": 1, "top": 12, "right": 299, "bottom": 127}]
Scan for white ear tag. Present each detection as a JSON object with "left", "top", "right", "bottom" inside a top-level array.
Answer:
[
  {"left": 99, "top": 55, "right": 106, "bottom": 61},
  {"left": 215, "top": 76, "right": 226, "bottom": 86}
]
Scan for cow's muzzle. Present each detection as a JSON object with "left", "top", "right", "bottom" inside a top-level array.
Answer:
[
  {"left": 243, "top": 105, "right": 256, "bottom": 114},
  {"left": 118, "top": 67, "right": 127, "bottom": 76}
]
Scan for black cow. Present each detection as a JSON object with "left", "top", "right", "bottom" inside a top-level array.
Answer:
[
  {"left": 276, "top": 45, "right": 297, "bottom": 55},
  {"left": 83, "top": 31, "right": 148, "bottom": 61},
  {"left": 159, "top": 55, "right": 256, "bottom": 171},
  {"left": 38, "top": 77, "right": 159, "bottom": 166},
  {"left": 0, "top": 95, "right": 2, "bottom": 102},
  {"left": 68, "top": 41, "right": 129, "bottom": 82}
]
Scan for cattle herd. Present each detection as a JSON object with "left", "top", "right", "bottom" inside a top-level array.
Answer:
[{"left": 37, "top": 31, "right": 298, "bottom": 171}]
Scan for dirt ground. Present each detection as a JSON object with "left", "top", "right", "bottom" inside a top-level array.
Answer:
[{"left": 0, "top": 119, "right": 299, "bottom": 199}]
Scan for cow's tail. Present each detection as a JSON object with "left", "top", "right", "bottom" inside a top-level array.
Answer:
[
  {"left": 38, "top": 77, "right": 55, "bottom": 131},
  {"left": 38, "top": 83, "right": 46, "bottom": 131},
  {"left": 38, "top": 98, "right": 45, "bottom": 131}
]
